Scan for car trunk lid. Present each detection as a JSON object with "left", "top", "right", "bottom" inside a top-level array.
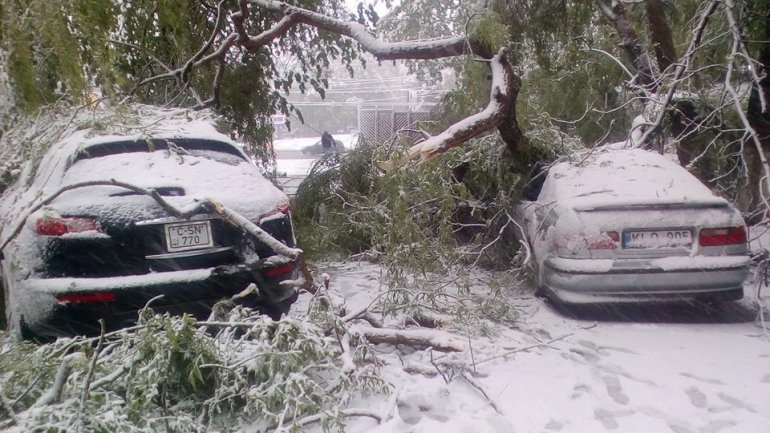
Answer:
[{"left": 570, "top": 199, "right": 739, "bottom": 260}]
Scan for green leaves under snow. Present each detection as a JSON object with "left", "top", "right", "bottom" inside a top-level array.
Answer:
[{"left": 0, "top": 305, "right": 385, "bottom": 433}]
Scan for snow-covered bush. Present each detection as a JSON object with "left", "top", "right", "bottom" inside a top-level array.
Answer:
[{"left": 0, "top": 303, "right": 386, "bottom": 432}]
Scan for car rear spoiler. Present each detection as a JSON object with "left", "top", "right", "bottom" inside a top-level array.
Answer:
[{"left": 574, "top": 201, "right": 729, "bottom": 212}]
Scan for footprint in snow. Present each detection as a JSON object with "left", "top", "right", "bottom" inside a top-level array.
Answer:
[
  {"left": 700, "top": 419, "right": 738, "bottom": 433},
  {"left": 685, "top": 386, "right": 708, "bottom": 409},
  {"left": 577, "top": 339, "right": 611, "bottom": 356},
  {"left": 601, "top": 374, "right": 629, "bottom": 405},
  {"left": 569, "top": 347, "right": 601, "bottom": 363},
  {"left": 667, "top": 422, "right": 694, "bottom": 433},
  {"left": 761, "top": 374, "right": 770, "bottom": 383},
  {"left": 679, "top": 372, "right": 724, "bottom": 385},
  {"left": 544, "top": 419, "right": 564, "bottom": 430},
  {"left": 593, "top": 408, "right": 634, "bottom": 430},
  {"left": 571, "top": 383, "right": 590, "bottom": 399},
  {"left": 716, "top": 392, "right": 756, "bottom": 413}
]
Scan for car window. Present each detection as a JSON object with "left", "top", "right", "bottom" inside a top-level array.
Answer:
[{"left": 69, "top": 138, "right": 248, "bottom": 166}]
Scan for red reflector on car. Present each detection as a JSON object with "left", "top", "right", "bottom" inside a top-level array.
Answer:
[
  {"left": 263, "top": 263, "right": 295, "bottom": 277},
  {"left": 259, "top": 201, "right": 291, "bottom": 221},
  {"left": 699, "top": 226, "right": 747, "bottom": 246},
  {"left": 35, "top": 217, "right": 100, "bottom": 236},
  {"left": 587, "top": 231, "right": 620, "bottom": 249},
  {"left": 56, "top": 292, "right": 115, "bottom": 303}
]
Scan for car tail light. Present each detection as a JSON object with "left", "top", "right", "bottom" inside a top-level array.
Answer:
[
  {"left": 699, "top": 226, "right": 746, "bottom": 246},
  {"left": 35, "top": 217, "right": 100, "bottom": 236},
  {"left": 259, "top": 201, "right": 291, "bottom": 221},
  {"left": 263, "top": 263, "right": 295, "bottom": 277},
  {"left": 587, "top": 231, "right": 620, "bottom": 249},
  {"left": 56, "top": 292, "right": 115, "bottom": 303}
]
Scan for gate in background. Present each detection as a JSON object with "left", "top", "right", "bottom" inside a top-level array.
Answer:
[{"left": 357, "top": 106, "right": 432, "bottom": 144}]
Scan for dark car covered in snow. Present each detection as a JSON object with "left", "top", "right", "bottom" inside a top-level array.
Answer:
[
  {"left": 300, "top": 138, "right": 345, "bottom": 155},
  {"left": 515, "top": 148, "right": 750, "bottom": 305},
  {"left": 1, "top": 126, "right": 299, "bottom": 339}
]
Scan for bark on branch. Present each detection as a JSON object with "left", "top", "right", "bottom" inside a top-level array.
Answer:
[
  {"left": 249, "top": 0, "right": 477, "bottom": 60},
  {"left": 141, "top": 0, "right": 481, "bottom": 94},
  {"left": 378, "top": 48, "right": 516, "bottom": 171},
  {"left": 350, "top": 325, "right": 465, "bottom": 352},
  {"left": 137, "top": 0, "right": 521, "bottom": 160},
  {"left": 594, "top": 0, "right": 659, "bottom": 90}
]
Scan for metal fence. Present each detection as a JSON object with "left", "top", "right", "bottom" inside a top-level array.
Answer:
[{"left": 357, "top": 106, "right": 432, "bottom": 144}]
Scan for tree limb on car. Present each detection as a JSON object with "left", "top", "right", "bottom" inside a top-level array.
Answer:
[
  {"left": 378, "top": 48, "right": 516, "bottom": 171},
  {"left": 0, "top": 179, "right": 311, "bottom": 289}
]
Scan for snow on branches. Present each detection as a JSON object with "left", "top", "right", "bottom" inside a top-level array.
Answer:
[
  {"left": 139, "top": 0, "right": 521, "bottom": 167},
  {"left": 378, "top": 48, "right": 516, "bottom": 171}
]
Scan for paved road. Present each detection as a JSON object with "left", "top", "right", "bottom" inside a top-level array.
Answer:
[{"left": 275, "top": 149, "right": 318, "bottom": 196}]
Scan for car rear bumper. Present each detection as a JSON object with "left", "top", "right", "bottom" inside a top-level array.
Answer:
[
  {"left": 541, "top": 256, "right": 750, "bottom": 304},
  {"left": 17, "top": 261, "right": 298, "bottom": 338}
]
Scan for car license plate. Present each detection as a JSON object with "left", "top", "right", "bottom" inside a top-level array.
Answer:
[
  {"left": 623, "top": 229, "right": 692, "bottom": 249},
  {"left": 164, "top": 221, "right": 214, "bottom": 252}
]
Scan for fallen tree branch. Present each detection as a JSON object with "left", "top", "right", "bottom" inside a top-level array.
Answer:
[
  {"left": 89, "top": 351, "right": 145, "bottom": 391},
  {"left": 205, "top": 198, "right": 301, "bottom": 259},
  {"left": 341, "top": 306, "right": 383, "bottom": 328},
  {"left": 32, "top": 353, "right": 87, "bottom": 408},
  {"left": 377, "top": 48, "right": 515, "bottom": 171},
  {"left": 0, "top": 385, "right": 18, "bottom": 427},
  {"left": 350, "top": 325, "right": 465, "bottom": 352},
  {"left": 78, "top": 319, "right": 106, "bottom": 420},
  {"left": 0, "top": 179, "right": 199, "bottom": 254},
  {"left": 284, "top": 408, "right": 382, "bottom": 431},
  {"left": 460, "top": 370, "right": 502, "bottom": 414},
  {"left": 0, "top": 180, "right": 311, "bottom": 291}
]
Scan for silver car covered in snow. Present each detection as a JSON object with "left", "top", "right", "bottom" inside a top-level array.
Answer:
[{"left": 516, "top": 148, "right": 750, "bottom": 304}]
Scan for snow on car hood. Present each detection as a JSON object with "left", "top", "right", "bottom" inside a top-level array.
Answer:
[{"left": 549, "top": 149, "right": 727, "bottom": 209}]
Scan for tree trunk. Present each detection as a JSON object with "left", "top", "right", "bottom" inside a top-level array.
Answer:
[
  {"left": 745, "top": 4, "right": 770, "bottom": 222},
  {"left": 645, "top": 0, "right": 676, "bottom": 73},
  {"left": 497, "top": 72, "right": 525, "bottom": 155},
  {"left": 595, "top": 0, "right": 658, "bottom": 90}
]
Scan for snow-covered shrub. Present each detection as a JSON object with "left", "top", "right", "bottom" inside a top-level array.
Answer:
[{"left": 0, "top": 305, "right": 386, "bottom": 432}]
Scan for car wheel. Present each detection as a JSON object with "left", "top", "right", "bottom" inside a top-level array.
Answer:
[{"left": 526, "top": 245, "right": 547, "bottom": 298}]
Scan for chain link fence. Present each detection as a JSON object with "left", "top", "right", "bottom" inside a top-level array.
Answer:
[{"left": 357, "top": 106, "right": 432, "bottom": 144}]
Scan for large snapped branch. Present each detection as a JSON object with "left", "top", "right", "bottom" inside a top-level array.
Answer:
[
  {"left": 142, "top": 0, "right": 480, "bottom": 94},
  {"left": 249, "top": 0, "right": 475, "bottom": 60},
  {"left": 378, "top": 48, "right": 516, "bottom": 171}
]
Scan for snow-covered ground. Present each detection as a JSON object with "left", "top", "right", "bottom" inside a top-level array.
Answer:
[{"left": 296, "top": 261, "right": 770, "bottom": 433}]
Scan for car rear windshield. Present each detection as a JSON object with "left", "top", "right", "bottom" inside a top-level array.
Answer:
[{"left": 70, "top": 138, "right": 248, "bottom": 165}]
